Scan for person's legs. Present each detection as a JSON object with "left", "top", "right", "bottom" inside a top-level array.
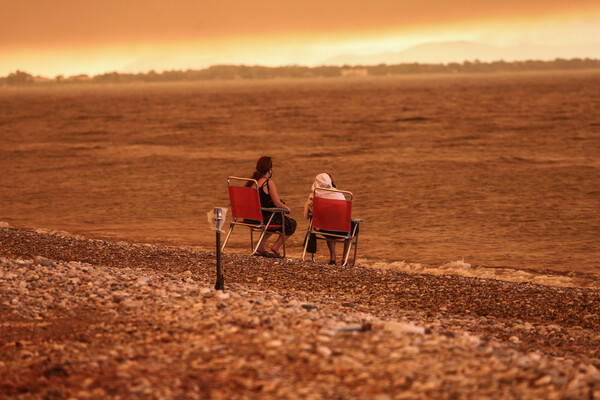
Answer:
[
  {"left": 270, "top": 234, "right": 291, "bottom": 255},
  {"left": 271, "top": 216, "right": 296, "bottom": 255},
  {"left": 326, "top": 240, "right": 336, "bottom": 264},
  {"left": 256, "top": 233, "right": 272, "bottom": 254},
  {"left": 271, "top": 235, "right": 291, "bottom": 256},
  {"left": 271, "top": 234, "right": 283, "bottom": 253}
]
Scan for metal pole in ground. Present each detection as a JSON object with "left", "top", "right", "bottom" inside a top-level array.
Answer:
[{"left": 214, "top": 208, "right": 224, "bottom": 290}]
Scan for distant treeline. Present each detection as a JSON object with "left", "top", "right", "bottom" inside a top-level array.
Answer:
[{"left": 2, "top": 58, "right": 600, "bottom": 86}]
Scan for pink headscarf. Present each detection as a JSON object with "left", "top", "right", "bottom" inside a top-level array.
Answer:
[
  {"left": 311, "top": 173, "right": 334, "bottom": 193},
  {"left": 304, "top": 173, "right": 344, "bottom": 219}
]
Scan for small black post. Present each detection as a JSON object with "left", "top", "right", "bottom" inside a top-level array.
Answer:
[{"left": 214, "top": 208, "right": 225, "bottom": 290}]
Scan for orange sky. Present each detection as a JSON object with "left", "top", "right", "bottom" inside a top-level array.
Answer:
[{"left": 1, "top": 0, "right": 600, "bottom": 77}]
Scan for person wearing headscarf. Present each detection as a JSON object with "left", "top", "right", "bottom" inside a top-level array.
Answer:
[
  {"left": 303, "top": 173, "right": 345, "bottom": 264},
  {"left": 303, "top": 173, "right": 344, "bottom": 219}
]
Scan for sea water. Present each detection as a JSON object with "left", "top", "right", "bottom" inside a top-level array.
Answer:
[{"left": 1, "top": 71, "right": 599, "bottom": 283}]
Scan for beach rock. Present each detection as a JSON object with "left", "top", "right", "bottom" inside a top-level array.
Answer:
[
  {"left": 317, "top": 345, "right": 332, "bottom": 357},
  {"left": 1, "top": 227, "right": 600, "bottom": 400},
  {"left": 384, "top": 321, "right": 426, "bottom": 335},
  {"left": 34, "top": 255, "right": 55, "bottom": 266},
  {"left": 217, "top": 291, "right": 230, "bottom": 300}
]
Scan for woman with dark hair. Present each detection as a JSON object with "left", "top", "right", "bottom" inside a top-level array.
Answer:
[{"left": 247, "top": 156, "right": 297, "bottom": 257}]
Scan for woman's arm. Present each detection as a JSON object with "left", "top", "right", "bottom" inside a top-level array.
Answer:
[
  {"left": 267, "top": 179, "right": 291, "bottom": 213},
  {"left": 303, "top": 195, "right": 312, "bottom": 220}
]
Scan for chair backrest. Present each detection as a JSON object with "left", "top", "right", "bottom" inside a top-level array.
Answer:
[
  {"left": 312, "top": 189, "right": 353, "bottom": 232},
  {"left": 227, "top": 177, "right": 263, "bottom": 221}
]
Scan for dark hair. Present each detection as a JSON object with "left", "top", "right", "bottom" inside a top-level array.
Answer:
[
  {"left": 327, "top": 173, "right": 336, "bottom": 188},
  {"left": 246, "top": 156, "right": 272, "bottom": 187}
]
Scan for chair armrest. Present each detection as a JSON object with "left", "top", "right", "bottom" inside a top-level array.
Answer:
[
  {"left": 351, "top": 219, "right": 363, "bottom": 224},
  {"left": 261, "top": 207, "right": 289, "bottom": 214}
]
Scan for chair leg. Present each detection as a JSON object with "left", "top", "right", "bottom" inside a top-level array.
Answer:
[
  {"left": 281, "top": 211, "right": 286, "bottom": 259},
  {"left": 342, "top": 238, "right": 352, "bottom": 267},
  {"left": 343, "top": 225, "right": 361, "bottom": 266},
  {"left": 302, "top": 230, "right": 310, "bottom": 261},
  {"left": 251, "top": 233, "right": 265, "bottom": 255},
  {"left": 302, "top": 220, "right": 314, "bottom": 262},
  {"left": 221, "top": 223, "right": 235, "bottom": 253},
  {"left": 252, "top": 213, "right": 276, "bottom": 255},
  {"left": 350, "top": 223, "right": 360, "bottom": 266},
  {"left": 252, "top": 227, "right": 269, "bottom": 255},
  {"left": 352, "top": 236, "right": 359, "bottom": 267}
]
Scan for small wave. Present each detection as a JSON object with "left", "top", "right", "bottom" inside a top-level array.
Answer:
[
  {"left": 394, "top": 116, "right": 430, "bottom": 122},
  {"left": 358, "top": 259, "right": 600, "bottom": 289},
  {"left": 452, "top": 135, "right": 481, "bottom": 141},
  {"left": 78, "top": 130, "right": 109, "bottom": 136},
  {"left": 174, "top": 122, "right": 206, "bottom": 130},
  {"left": 497, "top": 156, "right": 563, "bottom": 165},
  {"left": 33, "top": 227, "right": 86, "bottom": 240}
]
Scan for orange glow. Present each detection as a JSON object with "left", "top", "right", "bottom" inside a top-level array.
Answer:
[{"left": 1, "top": 1, "right": 599, "bottom": 77}]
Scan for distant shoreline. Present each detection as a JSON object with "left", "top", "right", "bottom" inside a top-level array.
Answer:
[
  {"left": 2, "top": 221, "right": 599, "bottom": 289},
  {"left": 2, "top": 58, "right": 599, "bottom": 86}
]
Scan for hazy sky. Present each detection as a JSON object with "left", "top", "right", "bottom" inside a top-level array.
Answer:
[{"left": 2, "top": 0, "right": 600, "bottom": 77}]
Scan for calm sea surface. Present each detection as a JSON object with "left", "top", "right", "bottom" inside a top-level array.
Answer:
[{"left": 1, "top": 72, "right": 599, "bottom": 276}]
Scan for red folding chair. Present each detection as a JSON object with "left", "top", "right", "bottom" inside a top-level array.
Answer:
[
  {"left": 221, "top": 177, "right": 288, "bottom": 257},
  {"left": 302, "top": 187, "right": 362, "bottom": 266}
]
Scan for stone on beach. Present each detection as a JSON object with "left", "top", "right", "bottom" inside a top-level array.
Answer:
[{"left": 1, "top": 226, "right": 600, "bottom": 399}]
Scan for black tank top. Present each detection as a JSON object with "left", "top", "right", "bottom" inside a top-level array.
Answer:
[{"left": 259, "top": 179, "right": 275, "bottom": 221}]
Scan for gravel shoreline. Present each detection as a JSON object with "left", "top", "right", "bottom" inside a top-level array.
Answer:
[{"left": 1, "top": 226, "right": 599, "bottom": 399}]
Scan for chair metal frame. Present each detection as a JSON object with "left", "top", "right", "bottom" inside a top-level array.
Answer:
[
  {"left": 302, "top": 187, "right": 362, "bottom": 266},
  {"left": 221, "top": 176, "right": 288, "bottom": 258}
]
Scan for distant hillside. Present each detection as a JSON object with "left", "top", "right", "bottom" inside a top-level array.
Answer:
[
  {"left": 2, "top": 58, "right": 600, "bottom": 86},
  {"left": 325, "top": 40, "right": 600, "bottom": 65}
]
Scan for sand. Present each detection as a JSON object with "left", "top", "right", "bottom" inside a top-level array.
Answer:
[{"left": 1, "top": 226, "right": 600, "bottom": 399}]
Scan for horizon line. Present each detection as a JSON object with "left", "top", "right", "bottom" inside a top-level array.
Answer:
[{"left": 3, "top": 57, "right": 600, "bottom": 81}]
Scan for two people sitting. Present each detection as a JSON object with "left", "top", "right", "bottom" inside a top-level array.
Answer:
[{"left": 246, "top": 156, "right": 356, "bottom": 265}]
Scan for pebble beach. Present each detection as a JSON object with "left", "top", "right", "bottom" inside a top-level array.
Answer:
[{"left": 1, "top": 226, "right": 600, "bottom": 399}]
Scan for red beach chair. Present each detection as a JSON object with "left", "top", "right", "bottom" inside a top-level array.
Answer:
[
  {"left": 302, "top": 187, "right": 362, "bottom": 266},
  {"left": 221, "top": 177, "right": 289, "bottom": 258}
]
